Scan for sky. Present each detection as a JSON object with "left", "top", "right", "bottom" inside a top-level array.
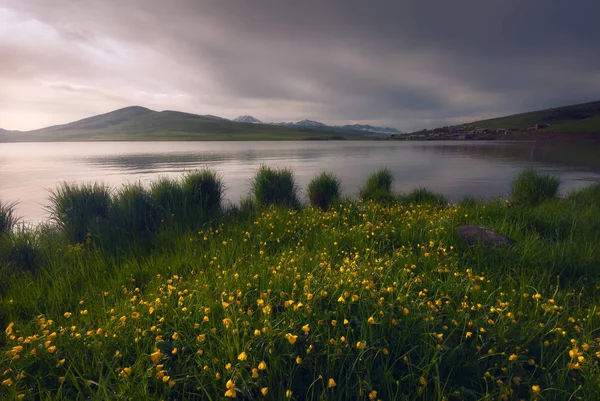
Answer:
[{"left": 1, "top": 0, "right": 599, "bottom": 132}]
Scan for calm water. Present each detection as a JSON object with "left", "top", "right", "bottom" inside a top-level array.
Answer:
[{"left": 1, "top": 140, "right": 600, "bottom": 222}]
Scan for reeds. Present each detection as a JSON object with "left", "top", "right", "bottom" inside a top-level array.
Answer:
[
  {"left": 47, "top": 183, "right": 111, "bottom": 243},
  {"left": 359, "top": 168, "right": 394, "bottom": 202},
  {"left": 510, "top": 168, "right": 560, "bottom": 206},
  {"left": 252, "top": 165, "right": 300, "bottom": 208},
  {"left": 307, "top": 172, "right": 341, "bottom": 211}
]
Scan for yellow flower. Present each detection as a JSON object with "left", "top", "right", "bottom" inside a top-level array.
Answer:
[
  {"left": 226, "top": 379, "right": 235, "bottom": 389},
  {"left": 5, "top": 322, "right": 14, "bottom": 336},
  {"left": 64, "top": 312, "right": 72, "bottom": 319},
  {"left": 465, "top": 331, "right": 472, "bottom": 338},
  {"left": 223, "top": 318, "right": 233, "bottom": 329},
  {"left": 509, "top": 354, "right": 517, "bottom": 361},
  {"left": 331, "top": 320, "right": 337, "bottom": 327},
  {"left": 172, "top": 332, "right": 179, "bottom": 340},
  {"left": 328, "top": 378, "right": 337, "bottom": 388},
  {"left": 367, "top": 317, "right": 375, "bottom": 324},
  {"left": 254, "top": 329, "right": 261, "bottom": 336},
  {"left": 369, "top": 390, "right": 378, "bottom": 400},
  {"left": 261, "top": 387, "right": 268, "bottom": 396},
  {"left": 47, "top": 345, "right": 57, "bottom": 353},
  {"left": 237, "top": 352, "right": 248, "bottom": 361},
  {"left": 1, "top": 378, "right": 13, "bottom": 387},
  {"left": 150, "top": 349, "right": 163, "bottom": 364},
  {"left": 225, "top": 363, "right": 232, "bottom": 370},
  {"left": 224, "top": 388, "right": 237, "bottom": 398},
  {"left": 197, "top": 334, "right": 206, "bottom": 342},
  {"left": 356, "top": 341, "right": 365, "bottom": 350},
  {"left": 296, "top": 356, "right": 303, "bottom": 364},
  {"left": 532, "top": 385, "right": 541, "bottom": 393},
  {"left": 258, "top": 361, "right": 267, "bottom": 370},
  {"left": 285, "top": 333, "right": 298, "bottom": 345},
  {"left": 286, "top": 390, "right": 293, "bottom": 397},
  {"left": 252, "top": 368, "right": 259, "bottom": 378},
  {"left": 302, "top": 324, "right": 310, "bottom": 334}
]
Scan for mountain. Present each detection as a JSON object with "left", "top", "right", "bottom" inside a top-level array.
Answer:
[
  {"left": 233, "top": 115, "right": 262, "bottom": 123},
  {"left": 270, "top": 120, "right": 400, "bottom": 135},
  {"left": 341, "top": 124, "right": 401, "bottom": 135},
  {"left": 409, "top": 100, "right": 600, "bottom": 140},
  {"left": 294, "top": 119, "right": 327, "bottom": 128},
  {"left": 0, "top": 107, "right": 367, "bottom": 142}
]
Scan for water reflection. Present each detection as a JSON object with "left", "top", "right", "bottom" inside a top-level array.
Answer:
[
  {"left": 0, "top": 140, "right": 599, "bottom": 222},
  {"left": 411, "top": 141, "right": 600, "bottom": 170}
]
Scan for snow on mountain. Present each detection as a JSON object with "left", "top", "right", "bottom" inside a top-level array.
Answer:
[
  {"left": 340, "top": 124, "right": 401, "bottom": 135},
  {"left": 294, "top": 119, "right": 328, "bottom": 128},
  {"left": 233, "top": 115, "right": 262, "bottom": 124}
]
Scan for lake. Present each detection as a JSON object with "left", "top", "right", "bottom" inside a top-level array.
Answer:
[{"left": 1, "top": 140, "right": 600, "bottom": 223}]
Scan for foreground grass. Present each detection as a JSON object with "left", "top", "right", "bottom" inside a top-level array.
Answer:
[{"left": 1, "top": 185, "right": 600, "bottom": 400}]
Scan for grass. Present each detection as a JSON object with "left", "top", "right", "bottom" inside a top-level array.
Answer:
[
  {"left": 399, "top": 187, "right": 447, "bottom": 205},
  {"left": 182, "top": 170, "right": 225, "bottom": 219},
  {"left": 510, "top": 168, "right": 560, "bottom": 206},
  {"left": 252, "top": 165, "right": 300, "bottom": 208},
  {"left": 307, "top": 172, "right": 341, "bottom": 211},
  {"left": 0, "top": 200, "right": 17, "bottom": 238},
  {"left": 151, "top": 176, "right": 185, "bottom": 220},
  {"left": 1, "top": 169, "right": 600, "bottom": 400},
  {"left": 47, "top": 183, "right": 111, "bottom": 244},
  {"left": 111, "top": 183, "right": 160, "bottom": 238},
  {"left": 360, "top": 168, "right": 394, "bottom": 202}
]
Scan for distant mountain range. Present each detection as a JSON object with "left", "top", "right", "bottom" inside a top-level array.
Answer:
[
  {"left": 0, "top": 106, "right": 395, "bottom": 142},
  {"left": 231, "top": 115, "right": 402, "bottom": 135}
]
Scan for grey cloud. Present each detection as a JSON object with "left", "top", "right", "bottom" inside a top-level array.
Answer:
[{"left": 1, "top": 0, "right": 599, "bottom": 131}]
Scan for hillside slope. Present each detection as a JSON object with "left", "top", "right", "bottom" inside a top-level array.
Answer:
[
  {"left": 406, "top": 100, "right": 600, "bottom": 140},
  {"left": 0, "top": 107, "right": 365, "bottom": 142},
  {"left": 465, "top": 100, "right": 600, "bottom": 132}
]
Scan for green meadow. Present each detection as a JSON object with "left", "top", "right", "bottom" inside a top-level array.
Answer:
[{"left": 1, "top": 167, "right": 599, "bottom": 400}]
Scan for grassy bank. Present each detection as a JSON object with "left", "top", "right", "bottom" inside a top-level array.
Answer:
[{"left": 1, "top": 168, "right": 599, "bottom": 400}]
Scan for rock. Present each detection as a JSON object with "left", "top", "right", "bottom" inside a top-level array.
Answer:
[{"left": 456, "top": 226, "right": 514, "bottom": 247}]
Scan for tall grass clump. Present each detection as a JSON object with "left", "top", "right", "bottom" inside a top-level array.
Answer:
[
  {"left": 182, "top": 170, "right": 224, "bottom": 218},
  {"left": 400, "top": 187, "right": 447, "bottom": 205},
  {"left": 151, "top": 177, "right": 185, "bottom": 219},
  {"left": 252, "top": 165, "right": 300, "bottom": 208},
  {"left": 0, "top": 226, "right": 40, "bottom": 273},
  {"left": 48, "top": 183, "right": 111, "bottom": 243},
  {"left": 510, "top": 168, "right": 560, "bottom": 206},
  {"left": 0, "top": 200, "right": 18, "bottom": 237},
  {"left": 111, "top": 183, "right": 160, "bottom": 237},
  {"left": 307, "top": 172, "right": 341, "bottom": 211},
  {"left": 360, "top": 168, "right": 394, "bottom": 202}
]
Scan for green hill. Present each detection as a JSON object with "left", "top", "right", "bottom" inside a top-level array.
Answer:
[
  {"left": 464, "top": 100, "right": 600, "bottom": 133},
  {"left": 408, "top": 100, "right": 600, "bottom": 140},
  {"left": 0, "top": 106, "right": 365, "bottom": 142}
]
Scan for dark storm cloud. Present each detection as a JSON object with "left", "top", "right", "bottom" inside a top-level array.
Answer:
[{"left": 1, "top": 0, "right": 599, "bottom": 131}]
